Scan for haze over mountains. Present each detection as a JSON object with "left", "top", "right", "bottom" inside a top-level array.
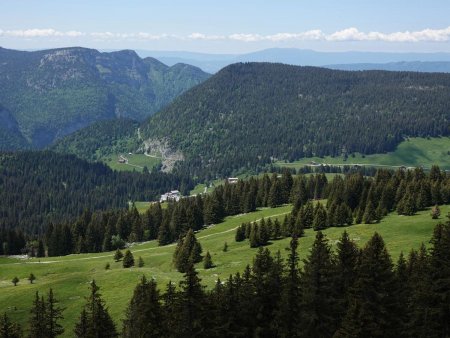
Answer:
[
  {"left": 136, "top": 48, "right": 450, "bottom": 73},
  {"left": 0, "top": 47, "right": 209, "bottom": 150}
]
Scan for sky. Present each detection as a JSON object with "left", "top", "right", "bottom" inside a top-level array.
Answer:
[{"left": 1, "top": 0, "right": 450, "bottom": 54}]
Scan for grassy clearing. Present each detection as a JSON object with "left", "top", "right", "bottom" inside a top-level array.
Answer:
[
  {"left": 103, "top": 154, "right": 161, "bottom": 172},
  {"left": 276, "top": 137, "right": 450, "bottom": 171},
  {"left": 0, "top": 204, "right": 447, "bottom": 336}
]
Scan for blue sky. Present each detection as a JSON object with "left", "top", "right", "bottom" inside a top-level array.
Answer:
[{"left": 1, "top": 0, "right": 450, "bottom": 53}]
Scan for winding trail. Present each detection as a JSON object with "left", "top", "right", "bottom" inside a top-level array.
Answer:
[{"left": 3, "top": 211, "right": 291, "bottom": 266}]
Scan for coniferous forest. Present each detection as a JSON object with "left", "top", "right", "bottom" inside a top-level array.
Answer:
[
  {"left": 142, "top": 63, "right": 450, "bottom": 178},
  {"left": 4, "top": 165, "right": 450, "bottom": 259},
  {"left": 2, "top": 221, "right": 450, "bottom": 337},
  {"left": 0, "top": 151, "right": 193, "bottom": 236}
]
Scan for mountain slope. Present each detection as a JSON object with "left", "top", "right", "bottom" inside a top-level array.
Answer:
[
  {"left": 0, "top": 47, "right": 210, "bottom": 149},
  {"left": 50, "top": 118, "right": 139, "bottom": 161},
  {"left": 141, "top": 62, "right": 450, "bottom": 177}
]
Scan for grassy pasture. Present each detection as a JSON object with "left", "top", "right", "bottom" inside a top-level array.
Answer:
[
  {"left": 0, "top": 203, "right": 447, "bottom": 336},
  {"left": 275, "top": 137, "right": 450, "bottom": 171}
]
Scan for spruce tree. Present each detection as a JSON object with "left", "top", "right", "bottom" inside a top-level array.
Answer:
[
  {"left": 122, "top": 276, "right": 164, "bottom": 338},
  {"left": 28, "top": 273, "right": 36, "bottom": 284},
  {"left": 122, "top": 250, "right": 135, "bottom": 268},
  {"left": 37, "top": 239, "right": 45, "bottom": 258},
  {"left": 74, "top": 280, "right": 118, "bottom": 338},
  {"left": 335, "top": 233, "right": 400, "bottom": 337},
  {"left": 28, "top": 291, "right": 46, "bottom": 338},
  {"left": 45, "top": 289, "right": 64, "bottom": 338},
  {"left": 0, "top": 313, "right": 21, "bottom": 338},
  {"left": 173, "top": 229, "right": 202, "bottom": 272},
  {"left": 138, "top": 256, "right": 144, "bottom": 267},
  {"left": 300, "top": 231, "right": 338, "bottom": 337},
  {"left": 312, "top": 203, "right": 328, "bottom": 231},
  {"left": 276, "top": 235, "right": 301, "bottom": 337},
  {"left": 113, "top": 249, "right": 123, "bottom": 262},
  {"left": 203, "top": 251, "right": 214, "bottom": 269},
  {"left": 177, "top": 263, "right": 205, "bottom": 337},
  {"left": 428, "top": 222, "right": 450, "bottom": 336}
]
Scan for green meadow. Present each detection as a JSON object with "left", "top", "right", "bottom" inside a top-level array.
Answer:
[
  {"left": 1, "top": 203, "right": 447, "bottom": 336},
  {"left": 276, "top": 137, "right": 450, "bottom": 171},
  {"left": 103, "top": 153, "right": 162, "bottom": 172}
]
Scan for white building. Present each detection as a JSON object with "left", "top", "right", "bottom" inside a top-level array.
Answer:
[{"left": 160, "top": 190, "right": 181, "bottom": 202}]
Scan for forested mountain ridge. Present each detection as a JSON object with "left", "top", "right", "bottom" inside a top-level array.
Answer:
[
  {"left": 0, "top": 151, "right": 193, "bottom": 234},
  {"left": 141, "top": 62, "right": 450, "bottom": 178},
  {"left": 0, "top": 47, "right": 210, "bottom": 150},
  {"left": 50, "top": 118, "right": 139, "bottom": 161}
]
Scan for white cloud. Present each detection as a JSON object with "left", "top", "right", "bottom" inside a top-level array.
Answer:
[
  {"left": 0, "top": 28, "right": 84, "bottom": 38},
  {"left": 1, "top": 26, "right": 450, "bottom": 43}
]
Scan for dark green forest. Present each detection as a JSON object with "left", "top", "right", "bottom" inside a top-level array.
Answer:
[
  {"left": 3, "top": 222, "right": 450, "bottom": 337},
  {"left": 141, "top": 63, "right": 450, "bottom": 178},
  {"left": 7, "top": 165, "right": 450, "bottom": 258},
  {"left": 50, "top": 118, "right": 140, "bottom": 161},
  {"left": 0, "top": 47, "right": 209, "bottom": 149},
  {"left": 0, "top": 151, "right": 193, "bottom": 236}
]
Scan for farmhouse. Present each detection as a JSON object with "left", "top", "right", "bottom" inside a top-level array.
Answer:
[
  {"left": 160, "top": 190, "right": 181, "bottom": 202},
  {"left": 227, "top": 177, "right": 239, "bottom": 184}
]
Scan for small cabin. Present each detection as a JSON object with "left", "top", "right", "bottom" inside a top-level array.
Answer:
[{"left": 227, "top": 177, "right": 239, "bottom": 184}]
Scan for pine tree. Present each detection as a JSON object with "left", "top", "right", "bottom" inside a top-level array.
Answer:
[
  {"left": 138, "top": 256, "right": 144, "bottom": 267},
  {"left": 37, "top": 239, "right": 45, "bottom": 258},
  {"left": 74, "top": 280, "right": 117, "bottom": 338},
  {"left": 203, "top": 251, "right": 214, "bottom": 269},
  {"left": 177, "top": 263, "right": 205, "bottom": 337},
  {"left": 249, "top": 224, "right": 260, "bottom": 248},
  {"left": 113, "top": 249, "right": 123, "bottom": 262},
  {"left": 235, "top": 225, "right": 246, "bottom": 242},
  {"left": 312, "top": 203, "right": 328, "bottom": 231},
  {"left": 173, "top": 229, "right": 202, "bottom": 272},
  {"left": 45, "top": 289, "right": 64, "bottom": 338},
  {"left": 362, "top": 199, "right": 376, "bottom": 224},
  {"left": 428, "top": 222, "right": 450, "bottom": 336},
  {"left": 335, "top": 231, "right": 359, "bottom": 325},
  {"left": 122, "top": 276, "right": 164, "bottom": 338},
  {"left": 122, "top": 250, "right": 135, "bottom": 268},
  {"left": 276, "top": 235, "right": 301, "bottom": 337},
  {"left": 73, "top": 309, "right": 88, "bottom": 338},
  {"left": 28, "top": 273, "right": 36, "bottom": 284},
  {"left": 0, "top": 313, "right": 21, "bottom": 338},
  {"left": 28, "top": 291, "right": 46, "bottom": 338},
  {"left": 300, "top": 231, "right": 339, "bottom": 337},
  {"left": 335, "top": 233, "right": 400, "bottom": 337}
]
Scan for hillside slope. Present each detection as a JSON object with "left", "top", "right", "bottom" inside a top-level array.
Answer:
[
  {"left": 50, "top": 118, "right": 139, "bottom": 161},
  {"left": 141, "top": 63, "right": 450, "bottom": 177},
  {"left": 0, "top": 47, "right": 210, "bottom": 149}
]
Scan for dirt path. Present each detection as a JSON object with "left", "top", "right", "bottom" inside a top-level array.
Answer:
[{"left": 4, "top": 211, "right": 291, "bottom": 266}]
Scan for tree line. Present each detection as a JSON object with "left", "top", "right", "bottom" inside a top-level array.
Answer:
[
  {"left": 2, "top": 221, "right": 450, "bottom": 337},
  {"left": 5, "top": 166, "right": 450, "bottom": 257},
  {"left": 0, "top": 151, "right": 194, "bottom": 236}
]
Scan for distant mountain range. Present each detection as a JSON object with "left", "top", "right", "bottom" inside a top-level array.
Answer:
[
  {"left": 0, "top": 47, "right": 210, "bottom": 150},
  {"left": 134, "top": 48, "right": 450, "bottom": 73},
  {"left": 327, "top": 61, "right": 450, "bottom": 73}
]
